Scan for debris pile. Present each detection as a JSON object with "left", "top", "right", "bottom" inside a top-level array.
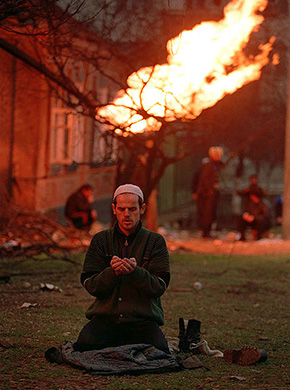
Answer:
[{"left": 0, "top": 208, "right": 99, "bottom": 257}]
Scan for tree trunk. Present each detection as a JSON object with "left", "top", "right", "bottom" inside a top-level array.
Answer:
[
  {"left": 282, "top": 48, "right": 290, "bottom": 239},
  {"left": 145, "top": 188, "right": 159, "bottom": 232}
]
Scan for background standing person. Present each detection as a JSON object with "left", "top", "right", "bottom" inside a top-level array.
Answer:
[
  {"left": 274, "top": 195, "right": 283, "bottom": 226},
  {"left": 65, "top": 184, "right": 97, "bottom": 229},
  {"left": 73, "top": 184, "right": 170, "bottom": 353},
  {"left": 191, "top": 157, "right": 209, "bottom": 232},
  {"left": 196, "top": 146, "right": 224, "bottom": 238}
]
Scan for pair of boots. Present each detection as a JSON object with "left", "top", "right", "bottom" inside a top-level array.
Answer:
[{"left": 178, "top": 318, "right": 201, "bottom": 354}]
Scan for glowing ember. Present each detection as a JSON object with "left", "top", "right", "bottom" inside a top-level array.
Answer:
[{"left": 97, "top": 0, "right": 274, "bottom": 134}]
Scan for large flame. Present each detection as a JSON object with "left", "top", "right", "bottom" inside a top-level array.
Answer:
[{"left": 97, "top": 0, "right": 274, "bottom": 134}]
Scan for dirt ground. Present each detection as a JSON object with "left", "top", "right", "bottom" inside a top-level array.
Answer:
[{"left": 165, "top": 233, "right": 290, "bottom": 256}]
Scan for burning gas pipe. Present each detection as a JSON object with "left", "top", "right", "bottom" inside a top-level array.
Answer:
[{"left": 97, "top": 0, "right": 277, "bottom": 135}]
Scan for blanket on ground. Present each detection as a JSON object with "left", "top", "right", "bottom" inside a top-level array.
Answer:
[{"left": 54, "top": 341, "right": 204, "bottom": 375}]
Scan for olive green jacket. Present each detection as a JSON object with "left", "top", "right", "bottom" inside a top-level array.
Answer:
[{"left": 81, "top": 224, "right": 170, "bottom": 325}]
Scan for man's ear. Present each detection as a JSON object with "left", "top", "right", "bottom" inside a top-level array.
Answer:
[
  {"left": 112, "top": 203, "right": 116, "bottom": 215},
  {"left": 140, "top": 203, "right": 146, "bottom": 215}
]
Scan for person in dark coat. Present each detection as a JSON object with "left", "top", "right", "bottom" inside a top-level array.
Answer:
[
  {"left": 65, "top": 184, "right": 97, "bottom": 229},
  {"left": 274, "top": 195, "right": 283, "bottom": 226},
  {"left": 73, "top": 184, "right": 170, "bottom": 353},
  {"left": 191, "top": 157, "right": 209, "bottom": 231},
  {"left": 237, "top": 174, "right": 266, "bottom": 210},
  {"left": 237, "top": 189, "right": 272, "bottom": 241},
  {"left": 196, "top": 147, "right": 224, "bottom": 238}
]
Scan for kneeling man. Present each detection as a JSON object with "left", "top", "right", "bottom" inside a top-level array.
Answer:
[{"left": 74, "top": 184, "right": 170, "bottom": 353}]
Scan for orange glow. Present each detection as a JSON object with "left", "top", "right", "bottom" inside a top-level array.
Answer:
[{"left": 97, "top": 0, "right": 274, "bottom": 134}]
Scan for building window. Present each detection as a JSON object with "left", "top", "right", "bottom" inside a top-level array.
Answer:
[
  {"left": 49, "top": 62, "right": 86, "bottom": 168},
  {"left": 49, "top": 107, "right": 84, "bottom": 165},
  {"left": 89, "top": 72, "right": 119, "bottom": 167}
]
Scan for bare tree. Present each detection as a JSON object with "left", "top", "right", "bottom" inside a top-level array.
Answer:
[{"left": 0, "top": 0, "right": 288, "bottom": 231}]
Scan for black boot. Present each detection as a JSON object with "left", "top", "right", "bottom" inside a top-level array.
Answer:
[
  {"left": 186, "top": 319, "right": 201, "bottom": 354},
  {"left": 45, "top": 347, "right": 64, "bottom": 364},
  {"left": 178, "top": 318, "right": 188, "bottom": 353},
  {"left": 178, "top": 318, "right": 201, "bottom": 353}
]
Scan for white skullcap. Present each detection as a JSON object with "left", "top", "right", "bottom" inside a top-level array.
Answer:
[{"left": 113, "top": 184, "right": 144, "bottom": 203}]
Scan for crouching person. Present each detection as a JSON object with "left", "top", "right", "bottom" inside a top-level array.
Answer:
[
  {"left": 238, "top": 190, "right": 272, "bottom": 241},
  {"left": 65, "top": 184, "right": 97, "bottom": 230},
  {"left": 74, "top": 184, "right": 170, "bottom": 353}
]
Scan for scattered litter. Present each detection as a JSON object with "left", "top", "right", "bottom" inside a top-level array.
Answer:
[
  {"left": 226, "top": 231, "right": 241, "bottom": 241},
  {"left": 179, "top": 230, "right": 190, "bottom": 239},
  {"left": 40, "top": 283, "right": 63, "bottom": 292},
  {"left": 1, "top": 240, "right": 22, "bottom": 255},
  {"left": 62, "top": 332, "right": 71, "bottom": 337},
  {"left": 166, "top": 336, "right": 179, "bottom": 354},
  {"left": 81, "top": 239, "right": 91, "bottom": 246},
  {"left": 257, "top": 336, "right": 269, "bottom": 341},
  {"left": 20, "top": 302, "right": 38, "bottom": 309},
  {"left": 197, "top": 340, "right": 223, "bottom": 357},
  {"left": 51, "top": 231, "right": 64, "bottom": 242},
  {"left": 0, "top": 210, "right": 97, "bottom": 258},
  {"left": 0, "top": 209, "right": 289, "bottom": 259},
  {"left": 22, "top": 281, "right": 32, "bottom": 289},
  {"left": 193, "top": 282, "right": 203, "bottom": 291},
  {"left": 205, "top": 377, "right": 214, "bottom": 383},
  {"left": 168, "top": 243, "right": 190, "bottom": 252},
  {"left": 256, "top": 238, "right": 284, "bottom": 244},
  {"left": 157, "top": 227, "right": 168, "bottom": 236},
  {"left": 228, "top": 376, "right": 246, "bottom": 381},
  {"left": 3, "top": 240, "right": 21, "bottom": 249}
]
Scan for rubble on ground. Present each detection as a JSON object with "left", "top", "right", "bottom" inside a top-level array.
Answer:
[
  {"left": 0, "top": 209, "right": 104, "bottom": 258},
  {"left": 158, "top": 224, "right": 289, "bottom": 255},
  {"left": 0, "top": 207, "right": 289, "bottom": 258}
]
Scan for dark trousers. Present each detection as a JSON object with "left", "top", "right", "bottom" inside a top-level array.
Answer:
[
  {"left": 238, "top": 215, "right": 272, "bottom": 240},
  {"left": 74, "top": 317, "right": 170, "bottom": 354},
  {"left": 200, "top": 192, "right": 219, "bottom": 237},
  {"left": 196, "top": 197, "right": 204, "bottom": 230},
  {"left": 71, "top": 212, "right": 93, "bottom": 229}
]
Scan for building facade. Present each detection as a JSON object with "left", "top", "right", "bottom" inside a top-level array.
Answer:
[{"left": 0, "top": 8, "right": 122, "bottom": 225}]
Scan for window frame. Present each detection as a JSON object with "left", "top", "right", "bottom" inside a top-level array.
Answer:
[{"left": 49, "top": 106, "right": 85, "bottom": 165}]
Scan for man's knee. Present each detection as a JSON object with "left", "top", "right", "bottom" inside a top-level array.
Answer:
[
  {"left": 136, "top": 321, "right": 169, "bottom": 353},
  {"left": 74, "top": 317, "right": 112, "bottom": 351}
]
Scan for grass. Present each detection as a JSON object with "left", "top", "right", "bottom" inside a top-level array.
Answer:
[{"left": 0, "top": 252, "right": 289, "bottom": 389}]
